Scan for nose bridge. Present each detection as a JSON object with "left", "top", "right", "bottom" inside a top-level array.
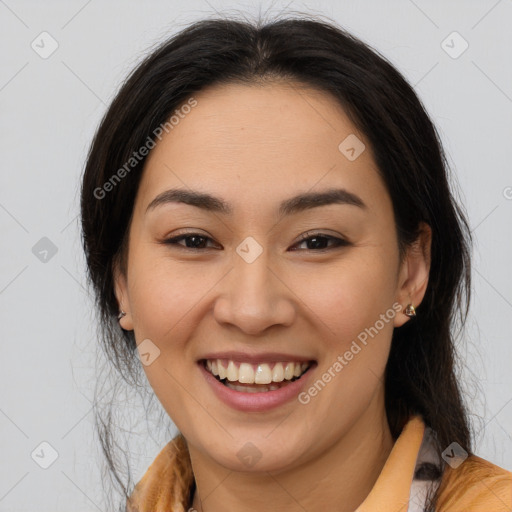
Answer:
[
  {"left": 213, "top": 236, "right": 294, "bottom": 334},
  {"left": 234, "top": 242, "right": 273, "bottom": 301}
]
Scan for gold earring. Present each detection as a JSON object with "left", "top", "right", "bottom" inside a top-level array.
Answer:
[{"left": 404, "top": 304, "right": 416, "bottom": 317}]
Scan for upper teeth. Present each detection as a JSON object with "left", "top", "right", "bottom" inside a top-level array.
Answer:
[{"left": 205, "top": 360, "right": 310, "bottom": 384}]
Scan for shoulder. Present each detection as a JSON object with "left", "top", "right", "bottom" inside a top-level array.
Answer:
[{"left": 435, "top": 454, "right": 512, "bottom": 511}]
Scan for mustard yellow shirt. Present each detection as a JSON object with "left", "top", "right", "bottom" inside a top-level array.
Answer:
[{"left": 127, "top": 415, "right": 512, "bottom": 511}]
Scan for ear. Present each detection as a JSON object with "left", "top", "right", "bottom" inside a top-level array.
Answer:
[
  {"left": 113, "top": 257, "right": 134, "bottom": 331},
  {"left": 393, "top": 222, "right": 432, "bottom": 328}
]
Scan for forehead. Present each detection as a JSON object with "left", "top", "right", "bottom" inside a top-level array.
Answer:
[{"left": 137, "top": 81, "right": 388, "bottom": 217}]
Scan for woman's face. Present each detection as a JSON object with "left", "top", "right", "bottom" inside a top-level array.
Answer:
[{"left": 115, "top": 82, "right": 430, "bottom": 473}]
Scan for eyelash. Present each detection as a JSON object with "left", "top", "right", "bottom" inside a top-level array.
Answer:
[{"left": 161, "top": 231, "right": 350, "bottom": 252}]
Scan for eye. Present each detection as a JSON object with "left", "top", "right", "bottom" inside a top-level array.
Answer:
[
  {"left": 162, "top": 233, "right": 221, "bottom": 251},
  {"left": 291, "top": 231, "right": 350, "bottom": 251},
  {"left": 162, "top": 233, "right": 219, "bottom": 250},
  {"left": 161, "top": 231, "right": 349, "bottom": 252}
]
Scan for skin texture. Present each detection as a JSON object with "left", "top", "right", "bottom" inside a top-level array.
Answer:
[{"left": 114, "top": 81, "right": 431, "bottom": 512}]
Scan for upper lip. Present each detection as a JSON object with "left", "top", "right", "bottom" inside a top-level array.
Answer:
[{"left": 199, "top": 351, "right": 316, "bottom": 364}]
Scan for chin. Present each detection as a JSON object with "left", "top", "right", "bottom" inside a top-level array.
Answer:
[{"left": 199, "top": 432, "right": 308, "bottom": 474}]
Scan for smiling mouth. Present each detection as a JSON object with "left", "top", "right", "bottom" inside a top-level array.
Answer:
[{"left": 202, "top": 359, "right": 314, "bottom": 393}]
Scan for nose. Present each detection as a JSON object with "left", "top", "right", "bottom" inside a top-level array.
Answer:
[{"left": 212, "top": 246, "right": 296, "bottom": 336}]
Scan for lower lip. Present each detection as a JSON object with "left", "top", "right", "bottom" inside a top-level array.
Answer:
[{"left": 199, "top": 362, "right": 316, "bottom": 412}]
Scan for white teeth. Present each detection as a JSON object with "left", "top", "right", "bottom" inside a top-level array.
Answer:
[
  {"left": 217, "top": 360, "right": 227, "bottom": 379},
  {"left": 206, "top": 359, "right": 310, "bottom": 384},
  {"left": 227, "top": 360, "right": 238, "bottom": 382},
  {"left": 238, "top": 363, "right": 254, "bottom": 383},
  {"left": 225, "top": 381, "right": 282, "bottom": 392},
  {"left": 272, "top": 363, "right": 284, "bottom": 382},
  {"left": 284, "top": 363, "right": 295, "bottom": 380},
  {"left": 254, "top": 364, "right": 272, "bottom": 384}
]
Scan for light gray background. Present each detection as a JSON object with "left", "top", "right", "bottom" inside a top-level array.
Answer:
[{"left": 1, "top": 1, "right": 511, "bottom": 511}]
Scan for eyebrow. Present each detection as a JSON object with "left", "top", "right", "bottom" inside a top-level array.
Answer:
[{"left": 145, "top": 187, "right": 367, "bottom": 217}]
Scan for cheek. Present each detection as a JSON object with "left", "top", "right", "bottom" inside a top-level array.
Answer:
[
  {"left": 125, "top": 251, "right": 210, "bottom": 426},
  {"left": 296, "top": 266, "right": 397, "bottom": 428},
  {"left": 290, "top": 245, "right": 398, "bottom": 348},
  {"left": 127, "top": 248, "right": 210, "bottom": 342}
]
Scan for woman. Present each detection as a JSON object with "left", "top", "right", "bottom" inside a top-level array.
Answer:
[{"left": 80, "top": 14, "right": 512, "bottom": 512}]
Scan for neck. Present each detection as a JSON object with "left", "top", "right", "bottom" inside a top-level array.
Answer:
[{"left": 189, "top": 388, "right": 394, "bottom": 512}]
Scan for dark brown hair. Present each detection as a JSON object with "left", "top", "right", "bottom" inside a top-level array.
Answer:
[{"left": 81, "top": 12, "right": 473, "bottom": 511}]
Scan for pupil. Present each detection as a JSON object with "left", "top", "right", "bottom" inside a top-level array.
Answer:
[
  {"left": 308, "top": 236, "right": 327, "bottom": 249},
  {"left": 188, "top": 236, "right": 205, "bottom": 248}
]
